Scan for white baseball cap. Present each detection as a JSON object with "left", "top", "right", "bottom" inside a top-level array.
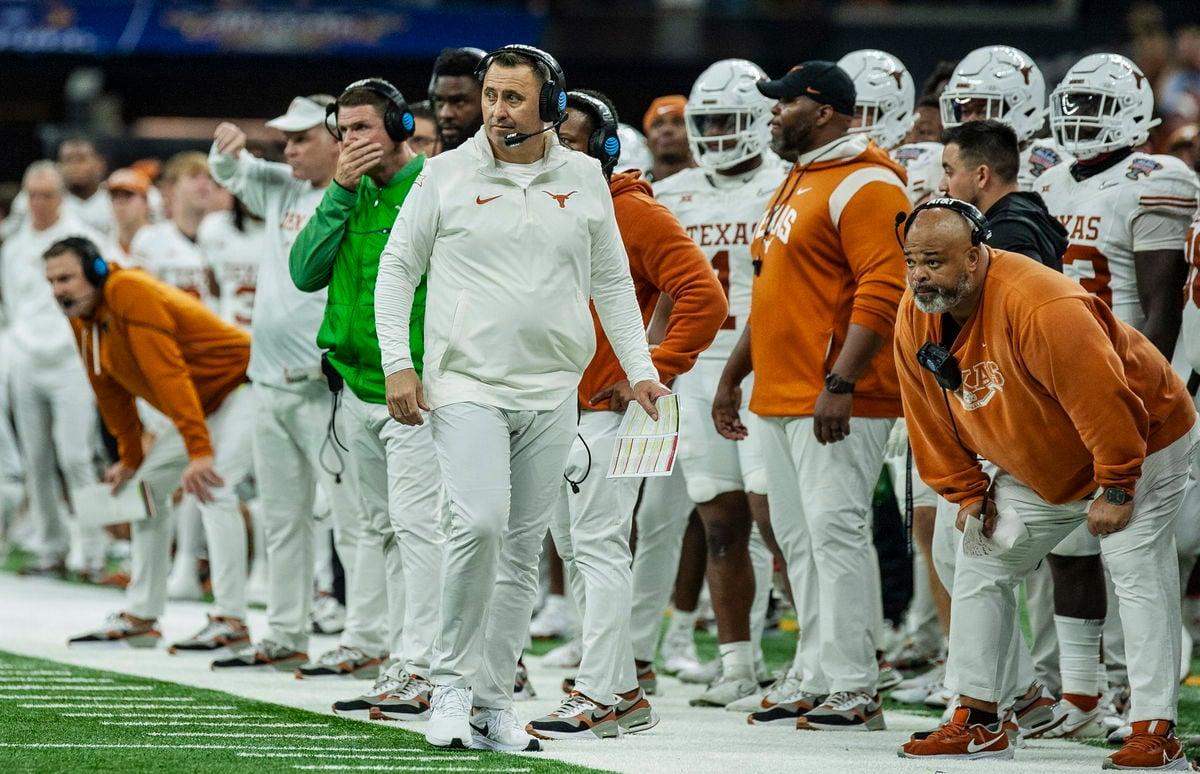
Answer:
[{"left": 266, "top": 96, "right": 327, "bottom": 132}]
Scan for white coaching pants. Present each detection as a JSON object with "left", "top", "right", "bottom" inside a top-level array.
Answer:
[
  {"left": 551, "top": 410, "right": 642, "bottom": 703},
  {"left": 342, "top": 389, "right": 444, "bottom": 670},
  {"left": 125, "top": 386, "right": 254, "bottom": 621},
  {"left": 252, "top": 382, "right": 365, "bottom": 653},
  {"left": 430, "top": 398, "right": 576, "bottom": 709},
  {"left": 946, "top": 427, "right": 1196, "bottom": 721},
  {"left": 630, "top": 464, "right": 693, "bottom": 663},
  {"left": 759, "top": 414, "right": 893, "bottom": 695},
  {"left": 9, "top": 356, "right": 106, "bottom": 568}
]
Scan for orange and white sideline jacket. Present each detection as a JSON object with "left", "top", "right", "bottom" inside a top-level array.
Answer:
[
  {"left": 577, "top": 171, "right": 726, "bottom": 410},
  {"left": 896, "top": 249, "right": 1195, "bottom": 508},
  {"left": 68, "top": 266, "right": 251, "bottom": 469},
  {"left": 748, "top": 133, "right": 909, "bottom": 418}
]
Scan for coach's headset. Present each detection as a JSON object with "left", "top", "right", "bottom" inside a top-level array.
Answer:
[
  {"left": 567, "top": 91, "right": 621, "bottom": 174},
  {"left": 325, "top": 78, "right": 415, "bottom": 143},
  {"left": 895, "top": 197, "right": 992, "bottom": 392},
  {"left": 475, "top": 44, "right": 568, "bottom": 146},
  {"left": 58, "top": 235, "right": 109, "bottom": 289}
]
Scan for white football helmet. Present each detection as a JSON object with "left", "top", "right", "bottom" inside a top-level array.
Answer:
[
  {"left": 892, "top": 142, "right": 945, "bottom": 205},
  {"left": 838, "top": 49, "right": 915, "bottom": 150},
  {"left": 685, "top": 58, "right": 774, "bottom": 172},
  {"left": 615, "top": 123, "right": 652, "bottom": 174},
  {"left": 940, "top": 45, "right": 1047, "bottom": 143},
  {"left": 1049, "top": 53, "right": 1159, "bottom": 159}
]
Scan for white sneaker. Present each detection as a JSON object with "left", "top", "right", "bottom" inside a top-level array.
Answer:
[
  {"left": 311, "top": 593, "right": 346, "bottom": 635},
  {"left": 1031, "top": 697, "right": 1105, "bottom": 739},
  {"left": 1107, "top": 722, "right": 1132, "bottom": 744},
  {"left": 530, "top": 595, "right": 569, "bottom": 640},
  {"left": 727, "top": 668, "right": 801, "bottom": 713},
  {"left": 923, "top": 685, "right": 955, "bottom": 709},
  {"left": 676, "top": 658, "right": 721, "bottom": 685},
  {"left": 470, "top": 706, "right": 542, "bottom": 752},
  {"left": 877, "top": 662, "right": 904, "bottom": 691},
  {"left": 661, "top": 626, "right": 701, "bottom": 675},
  {"left": 541, "top": 639, "right": 582, "bottom": 668},
  {"left": 689, "top": 674, "right": 758, "bottom": 707},
  {"left": 426, "top": 686, "right": 473, "bottom": 748},
  {"left": 892, "top": 665, "right": 946, "bottom": 705}
]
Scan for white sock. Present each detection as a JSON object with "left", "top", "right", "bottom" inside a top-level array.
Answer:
[
  {"left": 719, "top": 640, "right": 754, "bottom": 680},
  {"left": 669, "top": 608, "right": 698, "bottom": 636},
  {"left": 1054, "top": 614, "right": 1103, "bottom": 697}
]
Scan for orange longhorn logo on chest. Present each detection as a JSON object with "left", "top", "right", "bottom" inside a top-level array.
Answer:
[{"left": 544, "top": 190, "right": 578, "bottom": 208}]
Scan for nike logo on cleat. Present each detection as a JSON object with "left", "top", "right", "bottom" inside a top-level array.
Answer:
[{"left": 966, "top": 735, "right": 1004, "bottom": 753}]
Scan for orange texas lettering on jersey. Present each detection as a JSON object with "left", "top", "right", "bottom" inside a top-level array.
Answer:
[
  {"left": 685, "top": 222, "right": 753, "bottom": 248},
  {"left": 1056, "top": 214, "right": 1102, "bottom": 242}
]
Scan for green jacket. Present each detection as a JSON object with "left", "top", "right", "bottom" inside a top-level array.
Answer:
[{"left": 289, "top": 156, "right": 426, "bottom": 404}]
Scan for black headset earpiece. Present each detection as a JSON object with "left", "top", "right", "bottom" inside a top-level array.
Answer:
[
  {"left": 326, "top": 78, "right": 415, "bottom": 143},
  {"left": 567, "top": 91, "right": 621, "bottom": 173},
  {"left": 59, "top": 236, "right": 108, "bottom": 288},
  {"left": 475, "top": 44, "right": 567, "bottom": 124},
  {"left": 901, "top": 197, "right": 992, "bottom": 246}
]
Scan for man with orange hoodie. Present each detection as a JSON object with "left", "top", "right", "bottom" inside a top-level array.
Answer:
[
  {"left": 713, "top": 61, "right": 910, "bottom": 732},
  {"left": 43, "top": 236, "right": 255, "bottom": 653},
  {"left": 524, "top": 89, "right": 724, "bottom": 741}
]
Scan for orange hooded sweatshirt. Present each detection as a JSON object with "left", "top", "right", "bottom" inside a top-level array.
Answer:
[
  {"left": 577, "top": 171, "right": 726, "bottom": 409},
  {"left": 748, "top": 135, "right": 910, "bottom": 417},
  {"left": 896, "top": 249, "right": 1195, "bottom": 506},
  {"left": 69, "top": 266, "right": 250, "bottom": 469}
]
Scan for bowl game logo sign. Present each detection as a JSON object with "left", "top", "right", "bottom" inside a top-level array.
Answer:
[{"left": 1027, "top": 145, "right": 1062, "bottom": 179}]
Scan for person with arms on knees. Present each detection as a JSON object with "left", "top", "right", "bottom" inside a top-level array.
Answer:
[
  {"left": 894, "top": 201, "right": 1196, "bottom": 769},
  {"left": 286, "top": 79, "right": 445, "bottom": 715},
  {"left": 376, "top": 45, "right": 667, "bottom": 752},
  {"left": 49, "top": 237, "right": 255, "bottom": 653},
  {"left": 712, "top": 61, "right": 910, "bottom": 732}
]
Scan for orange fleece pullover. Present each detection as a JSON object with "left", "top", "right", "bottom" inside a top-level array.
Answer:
[
  {"left": 748, "top": 136, "right": 910, "bottom": 417},
  {"left": 896, "top": 249, "right": 1195, "bottom": 507},
  {"left": 578, "top": 171, "right": 726, "bottom": 409},
  {"left": 69, "top": 266, "right": 251, "bottom": 469}
]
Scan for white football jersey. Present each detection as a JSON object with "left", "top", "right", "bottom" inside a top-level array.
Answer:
[
  {"left": 1039, "top": 152, "right": 1199, "bottom": 327},
  {"left": 892, "top": 142, "right": 943, "bottom": 205},
  {"left": 653, "top": 153, "right": 790, "bottom": 360},
  {"left": 198, "top": 210, "right": 266, "bottom": 331},
  {"left": 1018, "top": 137, "right": 1073, "bottom": 192},
  {"left": 1180, "top": 212, "right": 1200, "bottom": 374},
  {"left": 127, "top": 220, "right": 216, "bottom": 310}
]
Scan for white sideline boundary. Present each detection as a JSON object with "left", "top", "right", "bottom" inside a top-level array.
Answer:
[{"left": 0, "top": 572, "right": 1128, "bottom": 773}]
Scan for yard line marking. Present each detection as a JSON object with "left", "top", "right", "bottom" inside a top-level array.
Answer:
[
  {"left": 0, "top": 670, "right": 75, "bottom": 675},
  {"left": 241, "top": 753, "right": 478, "bottom": 760},
  {"left": 0, "top": 685, "right": 155, "bottom": 691},
  {"left": 62, "top": 712, "right": 250, "bottom": 718},
  {"left": 0, "top": 677, "right": 113, "bottom": 683},
  {"left": 1, "top": 694, "right": 190, "bottom": 700},
  {"left": 103, "top": 721, "right": 330, "bottom": 728},
  {"left": 148, "top": 732, "right": 371, "bottom": 739},
  {"left": 18, "top": 700, "right": 211, "bottom": 706}
]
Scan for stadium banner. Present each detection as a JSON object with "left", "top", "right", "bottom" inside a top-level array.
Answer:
[{"left": 0, "top": 1, "right": 544, "bottom": 57}]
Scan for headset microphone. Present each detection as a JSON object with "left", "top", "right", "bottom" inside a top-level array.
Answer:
[{"left": 503, "top": 116, "right": 565, "bottom": 147}]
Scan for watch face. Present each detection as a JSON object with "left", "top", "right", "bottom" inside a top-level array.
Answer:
[{"left": 1104, "top": 488, "right": 1128, "bottom": 505}]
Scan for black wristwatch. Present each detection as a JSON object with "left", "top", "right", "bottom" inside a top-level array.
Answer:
[
  {"left": 824, "top": 373, "right": 855, "bottom": 395},
  {"left": 1103, "top": 487, "right": 1130, "bottom": 505}
]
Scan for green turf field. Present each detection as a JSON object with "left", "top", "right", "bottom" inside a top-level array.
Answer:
[{"left": 0, "top": 650, "right": 608, "bottom": 774}]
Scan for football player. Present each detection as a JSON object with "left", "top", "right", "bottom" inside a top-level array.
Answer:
[
  {"left": 1037, "top": 52, "right": 1200, "bottom": 739},
  {"left": 940, "top": 45, "right": 1073, "bottom": 192},
  {"left": 653, "top": 58, "right": 790, "bottom": 710}
]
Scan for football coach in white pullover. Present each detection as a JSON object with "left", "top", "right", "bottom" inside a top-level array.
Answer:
[{"left": 375, "top": 45, "right": 669, "bottom": 753}]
